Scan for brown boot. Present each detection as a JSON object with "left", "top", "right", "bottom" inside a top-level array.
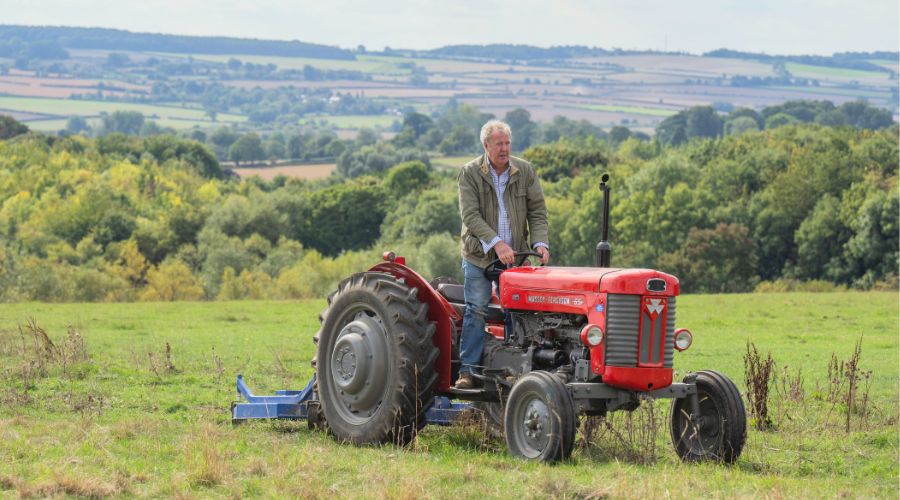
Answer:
[{"left": 454, "top": 373, "right": 474, "bottom": 389}]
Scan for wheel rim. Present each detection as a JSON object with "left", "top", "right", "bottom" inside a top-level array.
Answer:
[
  {"left": 512, "top": 394, "right": 551, "bottom": 457},
  {"left": 678, "top": 392, "right": 722, "bottom": 457},
  {"left": 327, "top": 308, "right": 390, "bottom": 424}
]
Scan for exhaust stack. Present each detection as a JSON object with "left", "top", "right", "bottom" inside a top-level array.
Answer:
[{"left": 595, "top": 173, "right": 611, "bottom": 267}]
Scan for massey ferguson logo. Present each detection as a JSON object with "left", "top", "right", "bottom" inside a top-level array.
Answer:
[{"left": 645, "top": 298, "right": 666, "bottom": 318}]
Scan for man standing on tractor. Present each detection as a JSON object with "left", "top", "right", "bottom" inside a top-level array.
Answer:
[{"left": 455, "top": 119, "right": 550, "bottom": 389}]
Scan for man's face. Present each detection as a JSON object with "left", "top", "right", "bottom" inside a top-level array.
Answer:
[{"left": 484, "top": 130, "right": 511, "bottom": 168}]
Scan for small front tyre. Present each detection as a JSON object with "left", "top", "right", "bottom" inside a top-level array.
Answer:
[
  {"left": 670, "top": 370, "right": 746, "bottom": 463},
  {"left": 504, "top": 371, "right": 576, "bottom": 462}
]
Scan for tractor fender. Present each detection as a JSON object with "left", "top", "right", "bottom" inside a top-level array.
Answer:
[{"left": 370, "top": 262, "right": 459, "bottom": 391}]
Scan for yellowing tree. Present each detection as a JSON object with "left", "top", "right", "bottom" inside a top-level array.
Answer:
[{"left": 140, "top": 260, "right": 204, "bottom": 301}]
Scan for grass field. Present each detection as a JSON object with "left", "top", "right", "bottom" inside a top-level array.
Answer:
[
  {"left": 0, "top": 292, "right": 897, "bottom": 497},
  {"left": 573, "top": 104, "right": 677, "bottom": 117},
  {"left": 232, "top": 163, "right": 336, "bottom": 181},
  {"left": 0, "top": 96, "right": 246, "bottom": 127},
  {"left": 431, "top": 155, "right": 474, "bottom": 169},
  {"left": 301, "top": 114, "right": 400, "bottom": 129},
  {"left": 784, "top": 63, "right": 890, "bottom": 81}
]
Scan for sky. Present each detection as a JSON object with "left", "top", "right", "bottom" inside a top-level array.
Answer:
[{"left": 1, "top": 0, "right": 898, "bottom": 56}]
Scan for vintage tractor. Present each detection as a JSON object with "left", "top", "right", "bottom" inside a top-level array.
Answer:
[{"left": 233, "top": 174, "right": 746, "bottom": 463}]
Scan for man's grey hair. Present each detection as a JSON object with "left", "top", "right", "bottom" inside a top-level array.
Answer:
[{"left": 480, "top": 119, "right": 512, "bottom": 147}]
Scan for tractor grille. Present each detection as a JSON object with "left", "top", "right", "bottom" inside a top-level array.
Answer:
[{"left": 605, "top": 294, "right": 676, "bottom": 368}]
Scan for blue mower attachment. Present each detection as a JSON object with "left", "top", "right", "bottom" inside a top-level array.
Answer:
[{"left": 231, "top": 375, "right": 472, "bottom": 426}]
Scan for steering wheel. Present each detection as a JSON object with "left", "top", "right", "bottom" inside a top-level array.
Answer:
[{"left": 484, "top": 251, "right": 543, "bottom": 281}]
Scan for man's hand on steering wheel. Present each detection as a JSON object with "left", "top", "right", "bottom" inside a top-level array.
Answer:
[
  {"left": 535, "top": 246, "right": 550, "bottom": 265},
  {"left": 493, "top": 241, "right": 516, "bottom": 266}
]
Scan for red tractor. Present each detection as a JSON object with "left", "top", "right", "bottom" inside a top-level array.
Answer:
[{"left": 234, "top": 174, "right": 746, "bottom": 463}]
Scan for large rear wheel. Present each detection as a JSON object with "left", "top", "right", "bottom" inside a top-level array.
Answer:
[
  {"left": 314, "top": 272, "right": 438, "bottom": 446},
  {"left": 504, "top": 371, "right": 576, "bottom": 462},
  {"left": 670, "top": 370, "right": 746, "bottom": 463}
]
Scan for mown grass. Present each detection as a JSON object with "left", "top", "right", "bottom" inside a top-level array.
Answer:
[{"left": 0, "top": 292, "right": 896, "bottom": 497}]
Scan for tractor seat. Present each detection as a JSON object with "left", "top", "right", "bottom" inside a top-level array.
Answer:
[{"left": 436, "top": 283, "right": 506, "bottom": 323}]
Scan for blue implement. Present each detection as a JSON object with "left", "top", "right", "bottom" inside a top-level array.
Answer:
[{"left": 232, "top": 374, "right": 471, "bottom": 425}]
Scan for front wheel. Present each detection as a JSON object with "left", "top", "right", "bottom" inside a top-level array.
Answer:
[
  {"left": 670, "top": 370, "right": 746, "bottom": 463},
  {"left": 504, "top": 371, "right": 576, "bottom": 462}
]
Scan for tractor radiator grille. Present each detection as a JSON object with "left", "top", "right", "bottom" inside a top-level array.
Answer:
[{"left": 605, "top": 294, "right": 676, "bottom": 368}]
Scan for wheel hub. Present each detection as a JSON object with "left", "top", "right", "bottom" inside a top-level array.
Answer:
[
  {"left": 521, "top": 399, "right": 550, "bottom": 451},
  {"left": 329, "top": 315, "right": 388, "bottom": 416}
]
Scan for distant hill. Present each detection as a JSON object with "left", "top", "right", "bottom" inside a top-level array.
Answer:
[
  {"left": 422, "top": 44, "right": 621, "bottom": 60},
  {"left": 704, "top": 49, "right": 898, "bottom": 74},
  {"left": 420, "top": 43, "right": 897, "bottom": 74},
  {"left": 0, "top": 25, "right": 355, "bottom": 60}
]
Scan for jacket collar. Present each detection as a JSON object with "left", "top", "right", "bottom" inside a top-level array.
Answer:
[{"left": 480, "top": 154, "right": 519, "bottom": 177}]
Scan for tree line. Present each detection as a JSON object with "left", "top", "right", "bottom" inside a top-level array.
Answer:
[
  {"left": 0, "top": 109, "right": 896, "bottom": 302},
  {"left": 0, "top": 25, "right": 355, "bottom": 60}
]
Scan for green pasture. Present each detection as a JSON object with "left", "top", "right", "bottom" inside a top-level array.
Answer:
[
  {"left": 301, "top": 114, "right": 400, "bottom": 129},
  {"left": 431, "top": 155, "right": 474, "bottom": 169},
  {"left": 0, "top": 292, "right": 896, "bottom": 497},
  {"left": 0, "top": 96, "right": 246, "bottom": 125},
  {"left": 572, "top": 103, "right": 677, "bottom": 117},
  {"left": 769, "top": 85, "right": 891, "bottom": 100},
  {"left": 785, "top": 62, "right": 889, "bottom": 80}
]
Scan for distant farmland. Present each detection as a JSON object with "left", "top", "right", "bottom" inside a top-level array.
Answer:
[
  {"left": 231, "top": 163, "right": 336, "bottom": 180},
  {"left": 1, "top": 38, "right": 896, "bottom": 133},
  {"left": 0, "top": 96, "right": 246, "bottom": 129}
]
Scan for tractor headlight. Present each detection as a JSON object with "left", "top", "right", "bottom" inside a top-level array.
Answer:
[
  {"left": 580, "top": 324, "right": 604, "bottom": 347},
  {"left": 674, "top": 328, "right": 693, "bottom": 351}
]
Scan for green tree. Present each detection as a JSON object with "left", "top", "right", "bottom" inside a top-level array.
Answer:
[
  {"left": 608, "top": 126, "right": 633, "bottom": 144},
  {"left": 101, "top": 111, "right": 145, "bottom": 136},
  {"left": 523, "top": 138, "right": 607, "bottom": 182},
  {"left": 384, "top": 160, "right": 430, "bottom": 195},
  {"left": 658, "top": 223, "right": 758, "bottom": 293},
  {"left": 438, "top": 126, "right": 478, "bottom": 155},
  {"left": 504, "top": 108, "right": 537, "bottom": 152},
  {"left": 140, "top": 259, "right": 204, "bottom": 301},
  {"left": 301, "top": 182, "right": 387, "bottom": 255},
  {"left": 210, "top": 127, "right": 239, "bottom": 158},
  {"left": 686, "top": 106, "right": 723, "bottom": 139},
  {"left": 724, "top": 116, "right": 759, "bottom": 136},
  {"left": 65, "top": 115, "right": 91, "bottom": 135},
  {"left": 765, "top": 112, "right": 799, "bottom": 129},
  {"left": 0, "top": 114, "right": 29, "bottom": 140},
  {"left": 229, "top": 133, "right": 265, "bottom": 165}
]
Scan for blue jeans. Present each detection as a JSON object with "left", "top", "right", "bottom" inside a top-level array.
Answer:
[{"left": 459, "top": 260, "right": 496, "bottom": 376}]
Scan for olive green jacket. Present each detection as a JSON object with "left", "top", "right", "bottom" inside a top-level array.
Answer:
[{"left": 458, "top": 154, "right": 549, "bottom": 268}]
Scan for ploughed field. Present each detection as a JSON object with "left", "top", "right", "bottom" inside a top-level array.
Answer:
[{"left": 0, "top": 292, "right": 896, "bottom": 497}]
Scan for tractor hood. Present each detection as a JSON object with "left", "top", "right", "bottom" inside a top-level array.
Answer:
[{"left": 500, "top": 266, "right": 680, "bottom": 296}]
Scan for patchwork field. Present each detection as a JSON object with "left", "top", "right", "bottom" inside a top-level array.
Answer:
[
  {"left": 3, "top": 47, "right": 894, "bottom": 132},
  {"left": 0, "top": 292, "right": 896, "bottom": 497},
  {"left": 0, "top": 96, "right": 246, "bottom": 129}
]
